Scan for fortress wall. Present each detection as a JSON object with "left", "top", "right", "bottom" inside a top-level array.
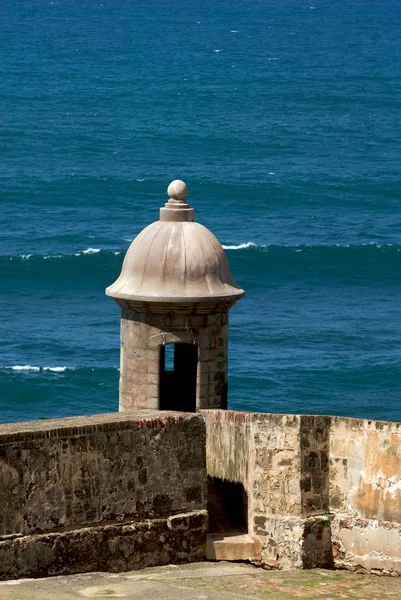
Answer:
[
  {"left": 329, "top": 416, "right": 401, "bottom": 574},
  {"left": 0, "top": 411, "right": 207, "bottom": 579},
  {"left": 203, "top": 411, "right": 332, "bottom": 570},
  {"left": 0, "top": 408, "right": 400, "bottom": 578},
  {"left": 204, "top": 410, "right": 401, "bottom": 574},
  {"left": 329, "top": 417, "right": 401, "bottom": 521}
]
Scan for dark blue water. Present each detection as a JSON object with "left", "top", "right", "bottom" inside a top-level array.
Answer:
[{"left": 2, "top": 0, "right": 401, "bottom": 423}]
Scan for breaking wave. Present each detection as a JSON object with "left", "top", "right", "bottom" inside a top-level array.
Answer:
[{"left": 222, "top": 242, "right": 257, "bottom": 250}]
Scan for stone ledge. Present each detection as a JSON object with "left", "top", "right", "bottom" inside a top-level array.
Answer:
[
  {"left": 0, "top": 411, "right": 205, "bottom": 443},
  {"left": 206, "top": 533, "right": 257, "bottom": 561},
  {"left": 0, "top": 511, "right": 208, "bottom": 580}
]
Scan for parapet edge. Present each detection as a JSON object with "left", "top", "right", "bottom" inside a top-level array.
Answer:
[{"left": 0, "top": 410, "right": 204, "bottom": 443}]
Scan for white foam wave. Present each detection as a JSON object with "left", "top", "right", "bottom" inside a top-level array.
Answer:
[
  {"left": 9, "top": 365, "right": 72, "bottom": 373},
  {"left": 5, "top": 249, "right": 121, "bottom": 261},
  {"left": 75, "top": 247, "right": 120, "bottom": 256},
  {"left": 80, "top": 248, "right": 101, "bottom": 255},
  {"left": 222, "top": 242, "right": 257, "bottom": 250},
  {"left": 5, "top": 242, "right": 397, "bottom": 263},
  {"left": 8, "top": 254, "right": 34, "bottom": 261},
  {"left": 221, "top": 242, "right": 399, "bottom": 252}
]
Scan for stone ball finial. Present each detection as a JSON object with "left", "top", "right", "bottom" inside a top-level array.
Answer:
[
  {"left": 167, "top": 180, "right": 188, "bottom": 202},
  {"left": 160, "top": 179, "right": 192, "bottom": 222}
]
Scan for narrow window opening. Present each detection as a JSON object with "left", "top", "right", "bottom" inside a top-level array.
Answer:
[
  {"left": 207, "top": 476, "right": 248, "bottom": 534},
  {"left": 159, "top": 343, "right": 197, "bottom": 412},
  {"left": 164, "top": 344, "right": 174, "bottom": 371}
]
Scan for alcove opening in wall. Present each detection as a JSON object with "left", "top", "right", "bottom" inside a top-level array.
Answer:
[
  {"left": 207, "top": 476, "right": 248, "bottom": 534},
  {"left": 159, "top": 343, "right": 198, "bottom": 412}
]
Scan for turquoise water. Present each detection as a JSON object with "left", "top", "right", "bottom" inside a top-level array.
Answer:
[{"left": 2, "top": 0, "right": 401, "bottom": 423}]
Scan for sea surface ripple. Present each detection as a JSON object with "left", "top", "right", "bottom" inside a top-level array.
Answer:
[{"left": 2, "top": 0, "right": 401, "bottom": 423}]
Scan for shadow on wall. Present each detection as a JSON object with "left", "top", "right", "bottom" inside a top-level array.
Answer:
[
  {"left": 207, "top": 476, "right": 248, "bottom": 535},
  {"left": 159, "top": 343, "right": 198, "bottom": 412}
]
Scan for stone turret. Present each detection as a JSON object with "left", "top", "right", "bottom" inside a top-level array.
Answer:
[{"left": 106, "top": 180, "right": 244, "bottom": 412}]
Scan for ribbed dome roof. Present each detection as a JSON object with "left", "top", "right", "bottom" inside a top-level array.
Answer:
[{"left": 106, "top": 180, "right": 244, "bottom": 304}]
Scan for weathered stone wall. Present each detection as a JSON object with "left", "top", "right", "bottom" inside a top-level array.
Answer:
[
  {"left": 203, "top": 410, "right": 401, "bottom": 575},
  {"left": 118, "top": 303, "right": 229, "bottom": 411},
  {"left": 0, "top": 411, "right": 207, "bottom": 579},
  {"left": 330, "top": 416, "right": 401, "bottom": 574},
  {"left": 330, "top": 417, "right": 401, "bottom": 521},
  {"left": 203, "top": 411, "right": 332, "bottom": 570},
  {"left": 1, "top": 407, "right": 400, "bottom": 578},
  {"left": 205, "top": 410, "right": 250, "bottom": 485},
  {"left": 300, "top": 415, "right": 330, "bottom": 517},
  {"left": 252, "top": 414, "right": 332, "bottom": 570}
]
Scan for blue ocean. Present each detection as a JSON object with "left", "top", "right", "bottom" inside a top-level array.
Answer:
[{"left": 2, "top": 0, "right": 401, "bottom": 424}]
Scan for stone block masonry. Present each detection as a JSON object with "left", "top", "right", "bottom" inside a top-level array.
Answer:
[
  {"left": 0, "top": 411, "right": 208, "bottom": 579},
  {"left": 203, "top": 410, "right": 401, "bottom": 575},
  {"left": 118, "top": 303, "right": 230, "bottom": 411},
  {"left": 1, "top": 408, "right": 400, "bottom": 579}
]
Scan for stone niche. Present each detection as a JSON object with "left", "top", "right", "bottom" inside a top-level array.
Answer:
[{"left": 0, "top": 411, "right": 207, "bottom": 580}]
